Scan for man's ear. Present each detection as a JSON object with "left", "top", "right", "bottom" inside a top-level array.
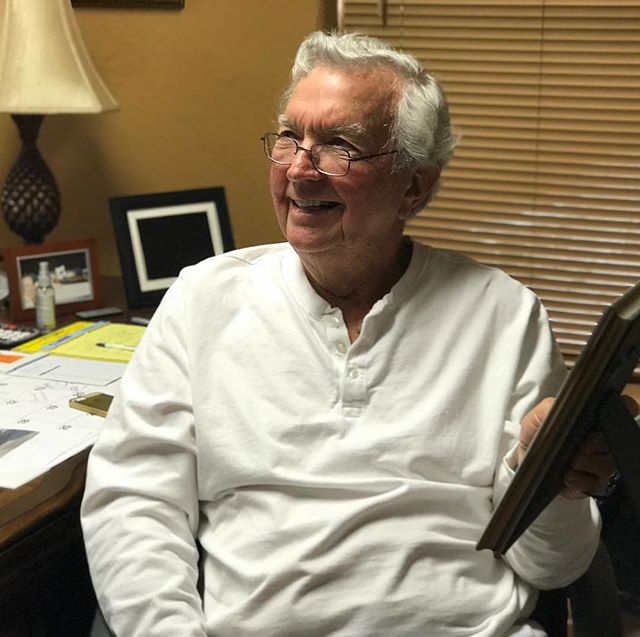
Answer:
[{"left": 399, "top": 165, "right": 441, "bottom": 220}]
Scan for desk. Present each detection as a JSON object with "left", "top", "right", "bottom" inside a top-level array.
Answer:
[
  {"left": 0, "top": 451, "right": 95, "bottom": 637},
  {"left": 0, "top": 276, "right": 153, "bottom": 637}
]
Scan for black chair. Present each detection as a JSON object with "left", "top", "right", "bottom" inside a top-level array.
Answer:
[
  {"left": 532, "top": 541, "right": 623, "bottom": 637},
  {"left": 600, "top": 482, "right": 640, "bottom": 620}
]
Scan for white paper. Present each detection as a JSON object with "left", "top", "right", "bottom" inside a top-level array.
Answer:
[
  {"left": 6, "top": 353, "right": 126, "bottom": 386},
  {"left": 0, "top": 351, "right": 49, "bottom": 373},
  {"left": 0, "top": 373, "right": 115, "bottom": 489}
]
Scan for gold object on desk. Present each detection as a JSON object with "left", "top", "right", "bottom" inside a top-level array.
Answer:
[{"left": 69, "top": 392, "right": 113, "bottom": 418}]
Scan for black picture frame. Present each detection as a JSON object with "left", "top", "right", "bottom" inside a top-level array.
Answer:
[{"left": 110, "top": 187, "right": 234, "bottom": 308}]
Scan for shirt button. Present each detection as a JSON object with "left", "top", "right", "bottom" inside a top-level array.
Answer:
[
  {"left": 348, "top": 368, "right": 360, "bottom": 379},
  {"left": 331, "top": 316, "right": 341, "bottom": 326},
  {"left": 336, "top": 342, "right": 347, "bottom": 354}
]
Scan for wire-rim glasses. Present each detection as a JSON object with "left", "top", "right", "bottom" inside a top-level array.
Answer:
[{"left": 261, "top": 132, "right": 397, "bottom": 177}]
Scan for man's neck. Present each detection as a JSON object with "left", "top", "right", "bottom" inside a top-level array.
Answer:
[{"left": 300, "top": 238, "right": 413, "bottom": 341}]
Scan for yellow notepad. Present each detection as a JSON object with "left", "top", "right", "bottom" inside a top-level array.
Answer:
[{"left": 52, "top": 323, "right": 146, "bottom": 362}]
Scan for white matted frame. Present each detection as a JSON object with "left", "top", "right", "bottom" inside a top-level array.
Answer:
[{"left": 110, "top": 187, "right": 234, "bottom": 308}]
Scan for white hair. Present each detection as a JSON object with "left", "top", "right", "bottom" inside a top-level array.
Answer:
[{"left": 282, "top": 31, "right": 457, "bottom": 171}]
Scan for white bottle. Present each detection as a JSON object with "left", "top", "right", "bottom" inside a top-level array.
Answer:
[{"left": 36, "top": 261, "right": 56, "bottom": 333}]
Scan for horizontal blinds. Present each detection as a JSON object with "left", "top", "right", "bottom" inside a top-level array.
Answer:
[{"left": 340, "top": 0, "right": 640, "bottom": 369}]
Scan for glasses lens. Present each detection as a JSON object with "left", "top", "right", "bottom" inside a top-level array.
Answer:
[
  {"left": 262, "top": 135, "right": 351, "bottom": 175},
  {"left": 266, "top": 134, "right": 296, "bottom": 164},
  {"left": 314, "top": 145, "right": 350, "bottom": 176}
]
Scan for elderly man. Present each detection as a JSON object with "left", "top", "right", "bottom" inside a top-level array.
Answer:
[{"left": 81, "top": 32, "right": 616, "bottom": 636}]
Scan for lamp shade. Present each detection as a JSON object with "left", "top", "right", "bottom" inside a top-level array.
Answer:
[{"left": 0, "top": 0, "right": 119, "bottom": 114}]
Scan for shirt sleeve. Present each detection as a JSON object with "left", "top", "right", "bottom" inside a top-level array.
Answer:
[
  {"left": 492, "top": 297, "right": 602, "bottom": 590},
  {"left": 81, "top": 276, "right": 207, "bottom": 637},
  {"left": 501, "top": 453, "right": 601, "bottom": 590}
]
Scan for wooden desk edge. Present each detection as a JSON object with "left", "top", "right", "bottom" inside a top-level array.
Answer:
[{"left": 0, "top": 448, "right": 90, "bottom": 546}]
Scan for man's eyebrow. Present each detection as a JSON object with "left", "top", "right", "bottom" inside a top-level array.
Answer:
[{"left": 276, "top": 116, "right": 366, "bottom": 139}]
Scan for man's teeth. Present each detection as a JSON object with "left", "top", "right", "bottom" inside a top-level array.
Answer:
[{"left": 293, "top": 199, "right": 337, "bottom": 211}]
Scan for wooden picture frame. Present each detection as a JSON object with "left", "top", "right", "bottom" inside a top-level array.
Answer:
[
  {"left": 4, "top": 239, "right": 102, "bottom": 322},
  {"left": 72, "top": 0, "right": 184, "bottom": 8},
  {"left": 110, "top": 186, "right": 234, "bottom": 309}
]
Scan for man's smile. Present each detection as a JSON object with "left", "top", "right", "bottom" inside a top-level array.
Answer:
[{"left": 291, "top": 198, "right": 342, "bottom": 213}]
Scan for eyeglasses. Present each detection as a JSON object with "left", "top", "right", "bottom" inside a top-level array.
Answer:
[{"left": 261, "top": 132, "right": 397, "bottom": 177}]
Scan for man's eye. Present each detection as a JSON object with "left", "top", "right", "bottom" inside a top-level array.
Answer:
[
  {"left": 321, "top": 144, "right": 351, "bottom": 159},
  {"left": 329, "top": 139, "right": 362, "bottom": 155},
  {"left": 329, "top": 138, "right": 353, "bottom": 149},
  {"left": 279, "top": 130, "right": 299, "bottom": 140}
]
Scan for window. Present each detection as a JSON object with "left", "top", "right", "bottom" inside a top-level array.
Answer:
[{"left": 339, "top": 0, "right": 640, "bottom": 368}]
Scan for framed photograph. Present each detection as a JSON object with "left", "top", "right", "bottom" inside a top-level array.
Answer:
[
  {"left": 72, "top": 1, "right": 184, "bottom": 8},
  {"left": 110, "top": 186, "right": 234, "bottom": 308},
  {"left": 4, "top": 239, "right": 102, "bottom": 322}
]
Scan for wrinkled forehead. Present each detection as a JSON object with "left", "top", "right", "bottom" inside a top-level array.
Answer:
[
  {"left": 277, "top": 116, "right": 369, "bottom": 141},
  {"left": 280, "top": 65, "right": 401, "bottom": 142}
]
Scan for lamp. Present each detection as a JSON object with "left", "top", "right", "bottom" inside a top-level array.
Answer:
[{"left": 0, "top": 0, "right": 118, "bottom": 244}]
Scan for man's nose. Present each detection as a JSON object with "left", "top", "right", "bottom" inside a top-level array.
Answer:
[{"left": 287, "top": 146, "right": 324, "bottom": 181}]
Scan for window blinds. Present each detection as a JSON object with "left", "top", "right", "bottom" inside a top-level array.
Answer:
[{"left": 339, "top": 0, "right": 640, "bottom": 368}]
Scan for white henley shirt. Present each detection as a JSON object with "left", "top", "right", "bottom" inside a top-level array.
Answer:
[{"left": 81, "top": 240, "right": 600, "bottom": 636}]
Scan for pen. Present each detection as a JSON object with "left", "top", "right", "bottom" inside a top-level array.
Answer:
[
  {"left": 131, "top": 316, "right": 150, "bottom": 326},
  {"left": 96, "top": 342, "right": 136, "bottom": 352}
]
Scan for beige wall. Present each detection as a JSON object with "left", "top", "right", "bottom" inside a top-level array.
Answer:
[{"left": 0, "top": 0, "right": 334, "bottom": 276}]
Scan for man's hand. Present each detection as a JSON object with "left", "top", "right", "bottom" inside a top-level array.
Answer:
[{"left": 518, "top": 396, "right": 637, "bottom": 499}]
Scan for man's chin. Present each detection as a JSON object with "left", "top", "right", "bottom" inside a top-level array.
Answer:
[{"left": 285, "top": 227, "right": 340, "bottom": 255}]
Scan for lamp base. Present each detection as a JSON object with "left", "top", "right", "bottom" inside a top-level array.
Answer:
[{"left": 1, "top": 114, "right": 60, "bottom": 244}]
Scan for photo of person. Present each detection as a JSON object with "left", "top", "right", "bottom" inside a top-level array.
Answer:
[{"left": 20, "top": 272, "right": 37, "bottom": 310}]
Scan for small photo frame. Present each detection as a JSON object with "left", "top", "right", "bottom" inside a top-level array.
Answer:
[
  {"left": 110, "top": 186, "right": 234, "bottom": 308},
  {"left": 4, "top": 239, "right": 102, "bottom": 322}
]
